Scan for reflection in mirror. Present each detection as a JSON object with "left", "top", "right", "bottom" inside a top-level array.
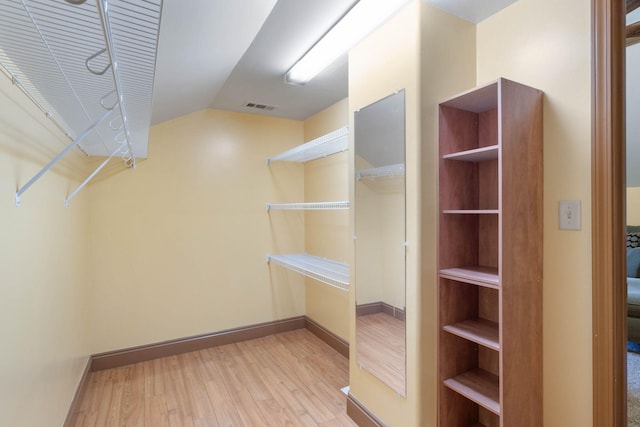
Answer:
[{"left": 354, "top": 90, "right": 406, "bottom": 397}]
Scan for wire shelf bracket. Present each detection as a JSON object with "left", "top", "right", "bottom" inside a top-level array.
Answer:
[
  {"left": 266, "top": 126, "right": 349, "bottom": 165},
  {"left": 15, "top": 106, "right": 115, "bottom": 207},
  {"left": 65, "top": 142, "right": 124, "bottom": 207}
]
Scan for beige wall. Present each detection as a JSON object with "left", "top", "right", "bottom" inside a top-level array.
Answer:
[
  {"left": 0, "top": 75, "right": 90, "bottom": 426},
  {"left": 349, "top": 2, "right": 476, "bottom": 425},
  {"left": 303, "top": 99, "right": 350, "bottom": 341},
  {"left": 629, "top": 187, "right": 640, "bottom": 225},
  {"left": 419, "top": 3, "right": 477, "bottom": 426},
  {"left": 349, "top": 2, "right": 422, "bottom": 424},
  {"left": 87, "top": 109, "right": 306, "bottom": 353},
  {"left": 476, "top": 0, "right": 593, "bottom": 425},
  {"left": 354, "top": 157, "right": 405, "bottom": 307}
]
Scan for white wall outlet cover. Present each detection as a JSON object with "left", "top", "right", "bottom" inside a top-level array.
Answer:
[{"left": 558, "top": 200, "right": 581, "bottom": 230}]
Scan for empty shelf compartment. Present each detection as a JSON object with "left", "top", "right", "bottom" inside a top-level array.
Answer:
[
  {"left": 443, "top": 318, "right": 499, "bottom": 351},
  {"left": 444, "top": 369, "right": 500, "bottom": 416},
  {"left": 442, "top": 145, "right": 499, "bottom": 162},
  {"left": 442, "top": 209, "right": 499, "bottom": 214},
  {"left": 267, "top": 253, "right": 349, "bottom": 290},
  {"left": 440, "top": 267, "right": 499, "bottom": 288}
]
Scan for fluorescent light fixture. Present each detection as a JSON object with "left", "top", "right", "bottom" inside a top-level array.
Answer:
[{"left": 285, "top": 0, "right": 411, "bottom": 85}]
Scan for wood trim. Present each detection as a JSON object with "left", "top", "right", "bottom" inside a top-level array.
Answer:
[
  {"left": 305, "top": 316, "right": 350, "bottom": 358},
  {"left": 628, "top": 0, "right": 640, "bottom": 13},
  {"left": 627, "top": 21, "right": 640, "bottom": 39},
  {"left": 346, "top": 393, "right": 386, "bottom": 427},
  {"left": 62, "top": 357, "right": 92, "bottom": 427},
  {"left": 91, "top": 316, "right": 306, "bottom": 371},
  {"left": 356, "top": 301, "right": 406, "bottom": 322},
  {"left": 356, "top": 302, "right": 384, "bottom": 317},
  {"left": 592, "top": 0, "right": 627, "bottom": 426}
]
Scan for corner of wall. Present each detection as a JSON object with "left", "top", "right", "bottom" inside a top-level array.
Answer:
[{"left": 302, "top": 99, "right": 351, "bottom": 341}]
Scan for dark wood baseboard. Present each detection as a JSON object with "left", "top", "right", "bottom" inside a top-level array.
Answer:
[
  {"left": 305, "top": 317, "right": 349, "bottom": 358},
  {"left": 91, "top": 316, "right": 306, "bottom": 371},
  {"left": 347, "top": 393, "right": 386, "bottom": 427},
  {"left": 63, "top": 357, "right": 92, "bottom": 427},
  {"left": 356, "top": 301, "right": 405, "bottom": 322}
]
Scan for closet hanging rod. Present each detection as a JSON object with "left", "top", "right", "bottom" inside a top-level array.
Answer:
[{"left": 15, "top": 105, "right": 116, "bottom": 207}]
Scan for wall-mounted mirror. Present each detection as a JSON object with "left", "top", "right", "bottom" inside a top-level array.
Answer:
[{"left": 354, "top": 90, "right": 406, "bottom": 397}]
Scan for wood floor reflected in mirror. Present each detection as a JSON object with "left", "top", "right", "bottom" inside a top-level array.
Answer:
[{"left": 356, "top": 311, "right": 406, "bottom": 396}]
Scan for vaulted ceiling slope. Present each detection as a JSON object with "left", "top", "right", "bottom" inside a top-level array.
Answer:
[
  {"left": 151, "top": 0, "right": 357, "bottom": 124},
  {"left": 150, "top": 0, "right": 278, "bottom": 124},
  {"left": 150, "top": 0, "right": 526, "bottom": 125}
]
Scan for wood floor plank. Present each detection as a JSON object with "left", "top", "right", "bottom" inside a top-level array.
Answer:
[
  {"left": 162, "top": 355, "right": 195, "bottom": 424},
  {"left": 146, "top": 394, "right": 170, "bottom": 427},
  {"left": 256, "top": 397, "right": 301, "bottom": 426},
  {"left": 178, "top": 352, "right": 219, "bottom": 426},
  {"left": 195, "top": 349, "right": 246, "bottom": 426},
  {"left": 103, "top": 368, "right": 125, "bottom": 426},
  {"left": 121, "top": 364, "right": 145, "bottom": 427},
  {"left": 70, "top": 330, "right": 356, "bottom": 426},
  {"left": 232, "top": 387, "right": 269, "bottom": 427}
]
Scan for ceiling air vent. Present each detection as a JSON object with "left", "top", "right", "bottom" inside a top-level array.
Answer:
[{"left": 244, "top": 102, "right": 276, "bottom": 111}]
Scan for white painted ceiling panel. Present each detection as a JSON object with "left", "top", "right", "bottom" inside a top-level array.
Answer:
[
  {"left": 150, "top": 0, "right": 277, "bottom": 125},
  {"left": 424, "top": 0, "right": 519, "bottom": 23}
]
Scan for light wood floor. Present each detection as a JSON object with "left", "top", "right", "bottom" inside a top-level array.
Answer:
[
  {"left": 356, "top": 312, "right": 405, "bottom": 395},
  {"left": 72, "top": 329, "right": 356, "bottom": 427}
]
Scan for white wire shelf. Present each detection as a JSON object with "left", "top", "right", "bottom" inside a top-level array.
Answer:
[
  {"left": 356, "top": 163, "right": 405, "bottom": 181},
  {"left": 266, "top": 201, "right": 349, "bottom": 211},
  {"left": 267, "top": 253, "right": 350, "bottom": 291},
  {"left": 1, "top": 0, "right": 161, "bottom": 206},
  {"left": 266, "top": 126, "right": 349, "bottom": 165}
]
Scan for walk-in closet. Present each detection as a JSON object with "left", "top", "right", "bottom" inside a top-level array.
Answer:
[{"left": 0, "top": 0, "right": 598, "bottom": 426}]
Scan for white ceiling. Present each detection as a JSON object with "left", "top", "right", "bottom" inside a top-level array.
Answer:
[
  {"left": 149, "top": 0, "right": 519, "bottom": 125},
  {"left": 425, "top": 0, "right": 518, "bottom": 24},
  {"left": 150, "top": 0, "right": 278, "bottom": 125}
]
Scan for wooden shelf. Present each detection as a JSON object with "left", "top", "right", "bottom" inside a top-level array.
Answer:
[
  {"left": 444, "top": 369, "right": 500, "bottom": 416},
  {"left": 442, "top": 209, "right": 499, "bottom": 215},
  {"left": 440, "top": 267, "right": 499, "bottom": 288},
  {"left": 443, "top": 318, "right": 499, "bottom": 351},
  {"left": 442, "top": 145, "right": 499, "bottom": 162},
  {"left": 438, "top": 78, "right": 543, "bottom": 426}
]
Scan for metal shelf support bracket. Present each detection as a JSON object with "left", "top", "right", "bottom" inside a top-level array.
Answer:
[{"left": 15, "top": 107, "right": 115, "bottom": 207}]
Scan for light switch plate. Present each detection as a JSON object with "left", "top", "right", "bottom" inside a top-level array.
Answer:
[{"left": 559, "top": 200, "right": 581, "bottom": 230}]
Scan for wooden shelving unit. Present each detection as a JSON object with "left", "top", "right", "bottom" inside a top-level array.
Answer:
[{"left": 437, "top": 78, "right": 543, "bottom": 427}]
